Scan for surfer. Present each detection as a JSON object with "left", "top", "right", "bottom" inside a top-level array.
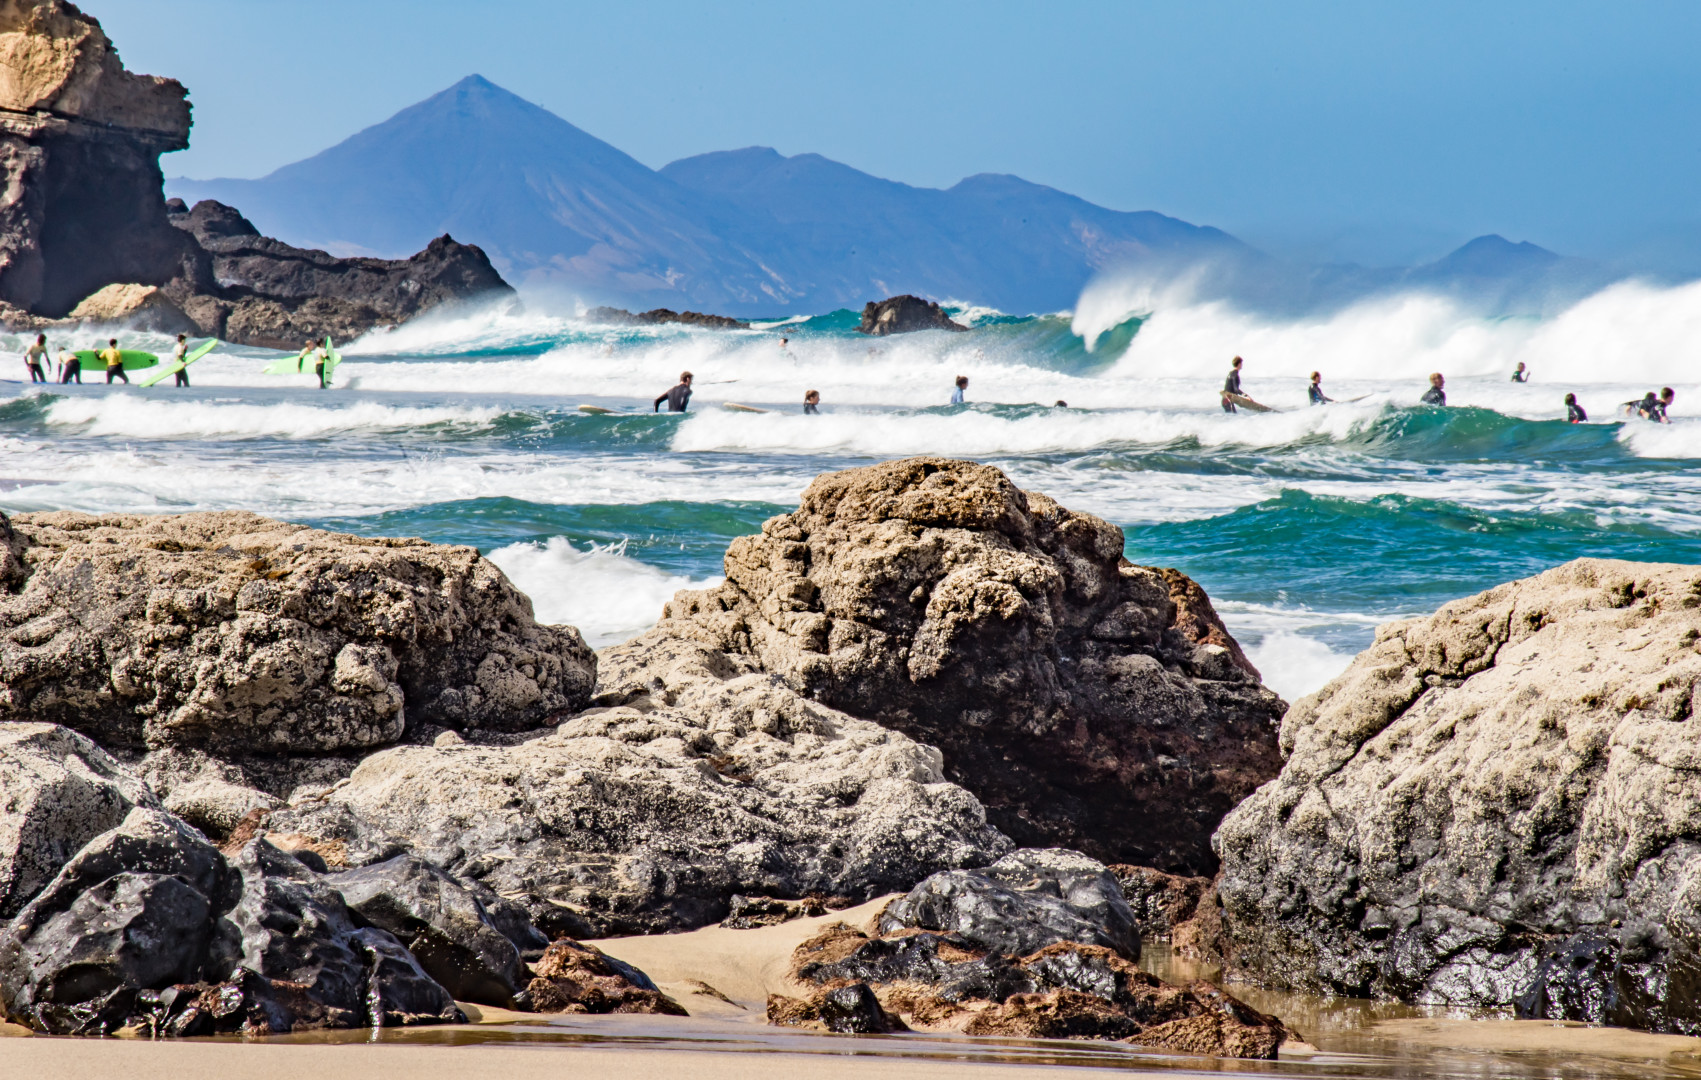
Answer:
[
  {"left": 1420, "top": 373, "right": 1446, "bottom": 406},
  {"left": 57, "top": 345, "right": 80, "bottom": 384},
  {"left": 951, "top": 375, "right": 968, "bottom": 404},
  {"left": 654, "top": 371, "right": 693, "bottom": 412},
  {"left": 1564, "top": 393, "right": 1587, "bottom": 423},
  {"left": 1624, "top": 391, "right": 1669, "bottom": 421},
  {"left": 1222, "top": 356, "right": 1244, "bottom": 413},
  {"left": 1650, "top": 387, "right": 1676, "bottom": 422},
  {"left": 1511, "top": 362, "right": 1529, "bottom": 383},
  {"left": 23, "top": 334, "right": 47, "bottom": 383},
  {"left": 314, "top": 340, "right": 329, "bottom": 389},
  {"left": 294, "top": 339, "right": 315, "bottom": 375},
  {"left": 1054, "top": 400, "right": 1068, "bottom": 407},
  {"left": 1307, "top": 371, "right": 1331, "bottom": 405},
  {"left": 171, "top": 334, "right": 191, "bottom": 387},
  {"left": 803, "top": 390, "right": 820, "bottom": 415},
  {"left": 99, "top": 338, "right": 127, "bottom": 384}
]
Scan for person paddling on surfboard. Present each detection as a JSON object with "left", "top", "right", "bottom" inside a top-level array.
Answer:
[
  {"left": 1221, "top": 357, "right": 1244, "bottom": 413},
  {"left": 654, "top": 371, "right": 693, "bottom": 412},
  {"left": 24, "top": 333, "right": 48, "bottom": 383},
  {"left": 1308, "top": 371, "right": 1332, "bottom": 405},
  {"left": 171, "top": 334, "right": 190, "bottom": 387},
  {"left": 1420, "top": 372, "right": 1446, "bottom": 406},
  {"left": 99, "top": 338, "right": 127, "bottom": 384}
]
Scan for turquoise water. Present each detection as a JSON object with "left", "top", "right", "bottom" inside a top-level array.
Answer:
[{"left": 2, "top": 291, "right": 1697, "bottom": 699}]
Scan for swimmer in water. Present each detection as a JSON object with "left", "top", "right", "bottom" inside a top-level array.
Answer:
[
  {"left": 1511, "top": 362, "right": 1529, "bottom": 383},
  {"left": 951, "top": 375, "right": 968, "bottom": 404},
  {"left": 1565, "top": 393, "right": 1586, "bottom": 423},
  {"left": 1420, "top": 373, "right": 1446, "bottom": 406},
  {"left": 1308, "top": 371, "right": 1331, "bottom": 405},
  {"left": 653, "top": 370, "right": 693, "bottom": 412},
  {"left": 1054, "top": 400, "right": 1068, "bottom": 407},
  {"left": 803, "top": 389, "right": 820, "bottom": 414},
  {"left": 1222, "top": 356, "right": 1244, "bottom": 412}
]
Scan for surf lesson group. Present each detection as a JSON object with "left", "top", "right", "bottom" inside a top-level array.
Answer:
[{"left": 16, "top": 334, "right": 343, "bottom": 388}]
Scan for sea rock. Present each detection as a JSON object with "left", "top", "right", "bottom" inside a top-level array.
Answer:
[
  {"left": 0, "top": 722, "right": 160, "bottom": 919},
  {"left": 524, "top": 938, "right": 684, "bottom": 1015},
  {"left": 788, "top": 922, "right": 1286, "bottom": 1056},
  {"left": 857, "top": 295, "right": 968, "bottom": 335},
  {"left": 259, "top": 633, "right": 1011, "bottom": 935},
  {"left": 721, "top": 893, "right": 831, "bottom": 929},
  {"left": 878, "top": 848, "right": 1141, "bottom": 960},
  {"left": 646, "top": 458, "right": 1284, "bottom": 872},
  {"left": 326, "top": 854, "right": 528, "bottom": 1007},
  {"left": 65, "top": 282, "right": 195, "bottom": 333},
  {"left": 586, "top": 305, "right": 748, "bottom": 330},
  {"left": 767, "top": 982, "right": 904, "bottom": 1033},
  {"left": 1109, "top": 865, "right": 1212, "bottom": 942},
  {"left": 165, "top": 201, "right": 515, "bottom": 348},
  {"left": 0, "top": 510, "right": 594, "bottom": 753},
  {"left": 1214, "top": 558, "right": 1701, "bottom": 1033}
]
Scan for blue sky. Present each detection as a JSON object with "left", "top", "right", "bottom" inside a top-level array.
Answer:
[{"left": 100, "top": 1, "right": 1700, "bottom": 269}]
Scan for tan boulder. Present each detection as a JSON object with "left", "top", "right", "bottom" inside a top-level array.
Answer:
[{"left": 67, "top": 282, "right": 194, "bottom": 332}]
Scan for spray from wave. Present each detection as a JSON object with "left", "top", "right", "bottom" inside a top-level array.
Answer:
[{"left": 486, "top": 536, "right": 720, "bottom": 648}]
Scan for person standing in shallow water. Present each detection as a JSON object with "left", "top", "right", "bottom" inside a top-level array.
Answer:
[
  {"left": 951, "top": 375, "right": 968, "bottom": 404},
  {"left": 23, "top": 333, "right": 48, "bottom": 382},
  {"left": 1565, "top": 393, "right": 1586, "bottom": 423},
  {"left": 803, "top": 389, "right": 820, "bottom": 414},
  {"left": 1511, "top": 362, "right": 1529, "bottom": 382},
  {"left": 654, "top": 371, "right": 693, "bottom": 412},
  {"left": 57, "top": 343, "right": 79, "bottom": 383},
  {"left": 1420, "top": 372, "right": 1446, "bottom": 406},
  {"left": 171, "top": 333, "right": 190, "bottom": 387},
  {"left": 1221, "top": 356, "right": 1244, "bottom": 412},
  {"left": 1308, "top": 371, "right": 1331, "bottom": 405},
  {"left": 99, "top": 338, "right": 127, "bottom": 384}
]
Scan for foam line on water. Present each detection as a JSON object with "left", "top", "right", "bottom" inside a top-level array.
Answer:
[
  {"left": 41, "top": 393, "right": 503, "bottom": 439},
  {"left": 486, "top": 536, "right": 720, "bottom": 649}
]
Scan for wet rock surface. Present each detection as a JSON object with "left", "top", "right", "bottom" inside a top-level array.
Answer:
[
  {"left": 647, "top": 457, "right": 1284, "bottom": 872},
  {"left": 767, "top": 981, "right": 904, "bottom": 1033},
  {"left": 0, "top": 510, "right": 594, "bottom": 753},
  {"left": 524, "top": 937, "right": 685, "bottom": 1015},
  {"left": 586, "top": 305, "right": 748, "bottom": 330},
  {"left": 786, "top": 919, "right": 1285, "bottom": 1056},
  {"left": 856, "top": 295, "right": 968, "bottom": 335},
  {"left": 1108, "top": 865, "right": 1212, "bottom": 942},
  {"left": 1215, "top": 559, "right": 1701, "bottom": 1033},
  {"left": 878, "top": 848, "right": 1141, "bottom": 960},
  {"left": 261, "top": 634, "right": 1011, "bottom": 935}
]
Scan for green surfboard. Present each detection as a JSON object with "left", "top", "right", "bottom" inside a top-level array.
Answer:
[
  {"left": 323, "top": 337, "right": 342, "bottom": 382},
  {"left": 139, "top": 339, "right": 217, "bottom": 387},
  {"left": 74, "top": 349, "right": 158, "bottom": 373},
  {"left": 262, "top": 338, "right": 340, "bottom": 382}
]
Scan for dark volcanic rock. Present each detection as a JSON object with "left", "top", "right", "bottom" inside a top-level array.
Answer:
[
  {"left": 524, "top": 938, "right": 684, "bottom": 1015},
  {"left": 644, "top": 457, "right": 1284, "bottom": 873},
  {"left": 587, "top": 305, "right": 748, "bottom": 330},
  {"left": 878, "top": 849, "right": 1141, "bottom": 961},
  {"left": 0, "top": 510, "right": 595, "bottom": 754},
  {"left": 767, "top": 982, "right": 904, "bottom": 1033},
  {"left": 1109, "top": 865, "right": 1212, "bottom": 942},
  {"left": 721, "top": 894, "right": 831, "bottom": 929},
  {"left": 1214, "top": 559, "right": 1701, "bottom": 1034},
  {"left": 327, "top": 855, "right": 529, "bottom": 1007},
  {"left": 857, "top": 295, "right": 968, "bottom": 335}
]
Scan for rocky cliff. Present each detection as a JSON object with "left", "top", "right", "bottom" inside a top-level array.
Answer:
[
  {"left": 1214, "top": 559, "right": 1701, "bottom": 1033},
  {"left": 0, "top": 0, "right": 511, "bottom": 343}
]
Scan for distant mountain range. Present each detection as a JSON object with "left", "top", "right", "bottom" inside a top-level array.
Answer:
[{"left": 169, "top": 75, "right": 1614, "bottom": 317}]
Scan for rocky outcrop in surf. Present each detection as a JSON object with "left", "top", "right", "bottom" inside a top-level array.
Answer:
[
  {"left": 645, "top": 457, "right": 1285, "bottom": 873},
  {"left": 0, "top": 2, "right": 512, "bottom": 343},
  {"left": 586, "top": 305, "right": 749, "bottom": 330},
  {"left": 1214, "top": 558, "right": 1701, "bottom": 1033},
  {"left": 857, "top": 295, "right": 968, "bottom": 335}
]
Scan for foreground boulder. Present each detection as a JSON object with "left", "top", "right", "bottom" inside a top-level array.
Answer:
[
  {"left": 524, "top": 938, "right": 685, "bottom": 1016},
  {"left": 648, "top": 458, "right": 1284, "bottom": 872},
  {"left": 1215, "top": 559, "right": 1701, "bottom": 1033},
  {"left": 0, "top": 510, "right": 594, "bottom": 754},
  {"left": 857, "top": 295, "right": 968, "bottom": 335},
  {"left": 260, "top": 635, "right": 1011, "bottom": 935}
]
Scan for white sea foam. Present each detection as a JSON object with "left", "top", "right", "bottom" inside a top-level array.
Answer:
[
  {"left": 1242, "top": 631, "right": 1357, "bottom": 702},
  {"left": 1617, "top": 417, "right": 1701, "bottom": 459},
  {"left": 41, "top": 394, "right": 503, "bottom": 439},
  {"left": 486, "top": 536, "right": 719, "bottom": 648}
]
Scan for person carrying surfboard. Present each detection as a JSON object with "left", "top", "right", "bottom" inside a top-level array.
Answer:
[
  {"left": 1221, "top": 357, "right": 1244, "bottom": 413},
  {"left": 1420, "top": 373, "right": 1446, "bottom": 406},
  {"left": 654, "top": 371, "right": 693, "bottom": 412},
  {"left": 170, "top": 334, "right": 191, "bottom": 387},
  {"left": 57, "top": 344, "right": 80, "bottom": 384},
  {"left": 24, "top": 333, "right": 48, "bottom": 383},
  {"left": 314, "top": 339, "right": 329, "bottom": 389},
  {"left": 99, "top": 338, "right": 127, "bottom": 384},
  {"left": 1308, "top": 371, "right": 1331, "bottom": 405}
]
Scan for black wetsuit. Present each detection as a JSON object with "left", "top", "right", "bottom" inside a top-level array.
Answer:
[
  {"left": 1421, "top": 386, "right": 1446, "bottom": 406},
  {"left": 1511, "top": 370, "right": 1528, "bottom": 382},
  {"left": 1567, "top": 401, "right": 1587, "bottom": 423},
  {"left": 654, "top": 383, "right": 692, "bottom": 412},
  {"left": 1626, "top": 396, "right": 1660, "bottom": 420},
  {"left": 59, "top": 356, "right": 80, "bottom": 384},
  {"left": 1651, "top": 400, "right": 1671, "bottom": 422},
  {"left": 804, "top": 401, "right": 819, "bottom": 414},
  {"left": 1222, "top": 369, "right": 1242, "bottom": 413},
  {"left": 173, "top": 344, "right": 190, "bottom": 387},
  {"left": 1308, "top": 384, "right": 1330, "bottom": 405}
]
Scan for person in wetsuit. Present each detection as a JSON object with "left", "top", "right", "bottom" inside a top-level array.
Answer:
[
  {"left": 654, "top": 371, "right": 693, "bottom": 412},
  {"left": 1654, "top": 387, "right": 1676, "bottom": 422},
  {"left": 1308, "top": 371, "right": 1331, "bottom": 405},
  {"left": 803, "top": 389, "right": 820, "bottom": 414},
  {"left": 313, "top": 340, "right": 329, "bottom": 389},
  {"left": 24, "top": 333, "right": 48, "bottom": 383},
  {"left": 1420, "top": 372, "right": 1446, "bottom": 406},
  {"left": 1625, "top": 392, "right": 1661, "bottom": 420},
  {"left": 99, "top": 338, "right": 127, "bottom": 384},
  {"left": 1221, "top": 356, "right": 1244, "bottom": 412},
  {"left": 951, "top": 375, "right": 968, "bottom": 404},
  {"left": 57, "top": 345, "right": 80, "bottom": 384},
  {"left": 171, "top": 334, "right": 190, "bottom": 387},
  {"left": 1565, "top": 393, "right": 1586, "bottom": 423},
  {"left": 1511, "top": 362, "right": 1529, "bottom": 383}
]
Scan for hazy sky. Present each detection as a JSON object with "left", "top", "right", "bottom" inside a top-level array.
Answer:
[{"left": 98, "top": 1, "right": 1700, "bottom": 268}]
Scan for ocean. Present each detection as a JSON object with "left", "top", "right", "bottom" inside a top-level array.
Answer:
[{"left": 3, "top": 277, "right": 1700, "bottom": 703}]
